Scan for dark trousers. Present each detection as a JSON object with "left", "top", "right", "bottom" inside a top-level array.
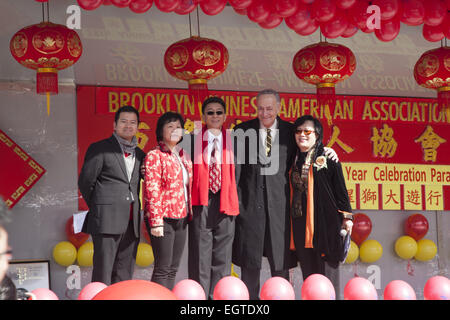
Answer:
[
  {"left": 146, "top": 217, "right": 187, "bottom": 290},
  {"left": 91, "top": 219, "right": 139, "bottom": 285},
  {"left": 188, "top": 191, "right": 235, "bottom": 300},
  {"left": 291, "top": 214, "right": 326, "bottom": 280},
  {"left": 241, "top": 202, "right": 289, "bottom": 300}
]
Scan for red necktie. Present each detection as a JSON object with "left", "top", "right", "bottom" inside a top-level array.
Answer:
[
  {"left": 209, "top": 138, "right": 221, "bottom": 194},
  {"left": 124, "top": 152, "right": 131, "bottom": 158}
]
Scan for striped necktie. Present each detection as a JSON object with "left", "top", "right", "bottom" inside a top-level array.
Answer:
[
  {"left": 265, "top": 128, "right": 272, "bottom": 157},
  {"left": 209, "top": 138, "right": 221, "bottom": 193}
]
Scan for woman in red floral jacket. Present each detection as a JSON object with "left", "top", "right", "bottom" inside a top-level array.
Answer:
[{"left": 143, "top": 112, "right": 192, "bottom": 290}]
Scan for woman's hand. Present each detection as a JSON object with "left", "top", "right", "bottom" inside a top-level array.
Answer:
[
  {"left": 323, "top": 147, "right": 339, "bottom": 162},
  {"left": 151, "top": 226, "right": 164, "bottom": 237},
  {"left": 341, "top": 218, "right": 353, "bottom": 236}
]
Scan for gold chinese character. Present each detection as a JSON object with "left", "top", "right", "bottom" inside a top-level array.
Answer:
[
  {"left": 371, "top": 124, "right": 397, "bottom": 158},
  {"left": 136, "top": 121, "right": 150, "bottom": 150},
  {"left": 415, "top": 125, "right": 446, "bottom": 162},
  {"left": 326, "top": 125, "right": 354, "bottom": 154}
]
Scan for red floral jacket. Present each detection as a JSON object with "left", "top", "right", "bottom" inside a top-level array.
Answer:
[{"left": 143, "top": 143, "right": 193, "bottom": 227}]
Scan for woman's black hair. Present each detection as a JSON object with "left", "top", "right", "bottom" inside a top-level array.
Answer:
[
  {"left": 293, "top": 115, "right": 325, "bottom": 163},
  {"left": 155, "top": 111, "right": 185, "bottom": 143}
]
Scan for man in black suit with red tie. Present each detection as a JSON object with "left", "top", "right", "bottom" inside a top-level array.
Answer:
[{"left": 78, "top": 105, "right": 145, "bottom": 285}]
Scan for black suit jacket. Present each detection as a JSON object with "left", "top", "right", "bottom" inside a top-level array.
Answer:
[
  {"left": 232, "top": 117, "right": 297, "bottom": 270},
  {"left": 78, "top": 135, "right": 145, "bottom": 237}
]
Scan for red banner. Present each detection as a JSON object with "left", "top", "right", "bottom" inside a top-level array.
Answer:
[
  {"left": 77, "top": 86, "right": 450, "bottom": 210},
  {"left": 0, "top": 129, "right": 46, "bottom": 209}
]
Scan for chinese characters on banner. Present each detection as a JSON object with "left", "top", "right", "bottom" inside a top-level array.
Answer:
[{"left": 76, "top": 86, "right": 450, "bottom": 211}]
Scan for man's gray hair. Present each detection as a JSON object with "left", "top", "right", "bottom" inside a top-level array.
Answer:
[{"left": 256, "top": 89, "right": 281, "bottom": 103}]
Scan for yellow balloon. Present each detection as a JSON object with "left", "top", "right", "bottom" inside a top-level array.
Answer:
[
  {"left": 53, "top": 241, "right": 77, "bottom": 267},
  {"left": 345, "top": 240, "right": 359, "bottom": 264},
  {"left": 359, "top": 239, "right": 383, "bottom": 263},
  {"left": 395, "top": 236, "right": 418, "bottom": 260},
  {"left": 136, "top": 243, "right": 154, "bottom": 267},
  {"left": 414, "top": 239, "right": 437, "bottom": 262},
  {"left": 77, "top": 241, "right": 94, "bottom": 267}
]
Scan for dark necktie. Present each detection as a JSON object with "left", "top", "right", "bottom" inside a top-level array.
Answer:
[{"left": 265, "top": 128, "right": 272, "bottom": 157}]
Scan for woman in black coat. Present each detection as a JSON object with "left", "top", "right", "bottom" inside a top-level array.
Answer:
[{"left": 290, "top": 115, "right": 353, "bottom": 280}]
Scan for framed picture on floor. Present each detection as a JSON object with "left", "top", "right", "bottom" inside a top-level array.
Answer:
[{"left": 6, "top": 259, "right": 51, "bottom": 292}]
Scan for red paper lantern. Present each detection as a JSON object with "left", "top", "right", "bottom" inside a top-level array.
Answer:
[
  {"left": 292, "top": 42, "right": 356, "bottom": 124},
  {"left": 164, "top": 36, "right": 229, "bottom": 104},
  {"left": 10, "top": 22, "right": 82, "bottom": 115},
  {"left": 414, "top": 46, "right": 450, "bottom": 122}
]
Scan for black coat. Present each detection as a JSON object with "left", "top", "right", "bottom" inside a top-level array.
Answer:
[
  {"left": 291, "top": 144, "right": 352, "bottom": 268},
  {"left": 78, "top": 135, "right": 145, "bottom": 237},
  {"left": 232, "top": 117, "right": 297, "bottom": 270}
]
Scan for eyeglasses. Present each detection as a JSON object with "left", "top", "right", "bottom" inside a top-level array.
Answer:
[
  {"left": 295, "top": 129, "right": 315, "bottom": 136},
  {"left": 206, "top": 111, "right": 224, "bottom": 116},
  {"left": 0, "top": 249, "right": 12, "bottom": 256}
]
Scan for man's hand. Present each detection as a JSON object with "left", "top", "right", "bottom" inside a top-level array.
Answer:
[
  {"left": 324, "top": 147, "right": 339, "bottom": 162},
  {"left": 150, "top": 226, "right": 164, "bottom": 237},
  {"left": 140, "top": 164, "right": 146, "bottom": 177}
]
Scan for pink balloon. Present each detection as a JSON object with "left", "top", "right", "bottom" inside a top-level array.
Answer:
[
  {"left": 301, "top": 274, "right": 336, "bottom": 300},
  {"left": 400, "top": 0, "right": 425, "bottom": 26},
  {"left": 77, "top": 0, "right": 104, "bottom": 10},
  {"left": 341, "top": 20, "right": 358, "bottom": 37},
  {"left": 200, "top": 0, "right": 227, "bottom": 15},
  {"left": 213, "top": 276, "right": 249, "bottom": 300},
  {"left": 423, "top": 276, "right": 450, "bottom": 300},
  {"left": 373, "top": 0, "right": 400, "bottom": 21},
  {"left": 260, "top": 277, "right": 295, "bottom": 300},
  {"left": 78, "top": 282, "right": 108, "bottom": 300},
  {"left": 246, "top": 0, "right": 271, "bottom": 23},
  {"left": 320, "top": 11, "right": 349, "bottom": 38},
  {"left": 295, "top": 19, "right": 319, "bottom": 36},
  {"left": 93, "top": 280, "right": 176, "bottom": 300},
  {"left": 154, "top": 0, "right": 180, "bottom": 12},
  {"left": 383, "top": 280, "right": 417, "bottom": 300},
  {"left": 344, "top": 277, "right": 378, "bottom": 300},
  {"left": 30, "top": 288, "right": 59, "bottom": 300},
  {"left": 174, "top": 0, "right": 197, "bottom": 14},
  {"left": 229, "top": 0, "right": 253, "bottom": 10},
  {"left": 285, "top": 4, "right": 312, "bottom": 31},
  {"left": 258, "top": 12, "right": 283, "bottom": 29},
  {"left": 172, "top": 279, "right": 206, "bottom": 300},
  {"left": 274, "top": 0, "right": 298, "bottom": 18},
  {"left": 129, "top": 0, "right": 153, "bottom": 13},
  {"left": 111, "top": 0, "right": 132, "bottom": 7}
]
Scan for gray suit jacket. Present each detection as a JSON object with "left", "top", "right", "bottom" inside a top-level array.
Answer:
[{"left": 78, "top": 135, "right": 145, "bottom": 237}]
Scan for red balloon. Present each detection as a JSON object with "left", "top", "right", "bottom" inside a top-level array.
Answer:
[
  {"left": 320, "top": 11, "right": 349, "bottom": 38},
  {"left": 247, "top": 0, "right": 271, "bottom": 23},
  {"left": 351, "top": 213, "right": 372, "bottom": 246},
  {"left": 383, "top": 280, "right": 416, "bottom": 300},
  {"left": 129, "top": 0, "right": 153, "bottom": 13},
  {"left": 423, "top": 23, "right": 445, "bottom": 41},
  {"left": 349, "top": 0, "right": 372, "bottom": 29},
  {"left": 285, "top": 4, "right": 312, "bottom": 31},
  {"left": 447, "top": 0, "right": 450, "bottom": 9},
  {"left": 93, "top": 280, "right": 177, "bottom": 300},
  {"left": 174, "top": 0, "right": 197, "bottom": 14},
  {"left": 213, "top": 276, "right": 249, "bottom": 300},
  {"left": 228, "top": 0, "right": 253, "bottom": 10},
  {"left": 154, "top": 0, "right": 180, "bottom": 12},
  {"left": 341, "top": 20, "right": 358, "bottom": 37},
  {"left": 344, "top": 277, "right": 378, "bottom": 300},
  {"left": 375, "top": 17, "right": 401, "bottom": 41},
  {"left": 77, "top": 0, "right": 104, "bottom": 10},
  {"left": 172, "top": 279, "right": 206, "bottom": 300},
  {"left": 404, "top": 213, "right": 429, "bottom": 240},
  {"left": 78, "top": 282, "right": 108, "bottom": 300},
  {"left": 200, "top": 0, "right": 227, "bottom": 15},
  {"left": 258, "top": 12, "right": 283, "bottom": 29},
  {"left": 260, "top": 277, "right": 295, "bottom": 300},
  {"left": 111, "top": 0, "right": 132, "bottom": 7},
  {"left": 301, "top": 274, "right": 336, "bottom": 300},
  {"left": 423, "top": 276, "right": 450, "bottom": 300},
  {"left": 311, "top": 0, "right": 337, "bottom": 23},
  {"left": 233, "top": 7, "right": 248, "bottom": 15},
  {"left": 442, "top": 14, "right": 450, "bottom": 38},
  {"left": 423, "top": 0, "right": 447, "bottom": 26},
  {"left": 401, "top": 0, "right": 425, "bottom": 26},
  {"left": 335, "top": 0, "right": 356, "bottom": 10},
  {"left": 373, "top": 0, "right": 400, "bottom": 21},
  {"left": 274, "top": 0, "right": 298, "bottom": 18},
  {"left": 299, "top": 0, "right": 314, "bottom": 3},
  {"left": 103, "top": 0, "right": 113, "bottom": 4},
  {"left": 295, "top": 19, "right": 319, "bottom": 36},
  {"left": 65, "top": 216, "right": 89, "bottom": 249}
]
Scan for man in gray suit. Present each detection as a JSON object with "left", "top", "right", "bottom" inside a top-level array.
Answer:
[{"left": 78, "top": 106, "right": 145, "bottom": 285}]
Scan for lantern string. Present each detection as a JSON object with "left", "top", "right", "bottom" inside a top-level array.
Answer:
[
  {"left": 41, "top": 3, "right": 45, "bottom": 22},
  {"left": 196, "top": 5, "right": 200, "bottom": 37},
  {"left": 46, "top": 1, "right": 50, "bottom": 22},
  {"left": 188, "top": 12, "right": 192, "bottom": 38}
]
